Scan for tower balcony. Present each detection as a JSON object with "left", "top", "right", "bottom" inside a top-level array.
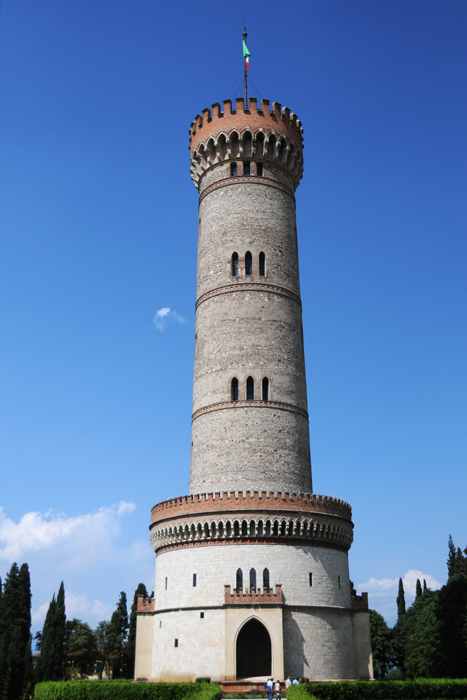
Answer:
[{"left": 149, "top": 490, "right": 353, "bottom": 554}]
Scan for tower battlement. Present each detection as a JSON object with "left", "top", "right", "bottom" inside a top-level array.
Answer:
[
  {"left": 189, "top": 98, "right": 304, "bottom": 148},
  {"left": 189, "top": 98, "right": 304, "bottom": 189}
]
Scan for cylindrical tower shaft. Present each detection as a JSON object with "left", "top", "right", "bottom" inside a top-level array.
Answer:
[{"left": 189, "top": 98, "right": 311, "bottom": 495}]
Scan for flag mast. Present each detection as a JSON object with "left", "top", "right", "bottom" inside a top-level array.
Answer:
[{"left": 243, "top": 25, "right": 248, "bottom": 108}]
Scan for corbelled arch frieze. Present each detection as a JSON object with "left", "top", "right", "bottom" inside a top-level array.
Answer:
[
  {"left": 190, "top": 127, "right": 304, "bottom": 190},
  {"left": 150, "top": 511, "right": 354, "bottom": 553}
]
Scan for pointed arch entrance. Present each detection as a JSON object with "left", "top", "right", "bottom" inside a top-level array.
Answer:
[{"left": 236, "top": 618, "right": 272, "bottom": 679}]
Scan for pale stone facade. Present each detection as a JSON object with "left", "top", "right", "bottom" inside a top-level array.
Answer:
[{"left": 135, "top": 97, "right": 373, "bottom": 682}]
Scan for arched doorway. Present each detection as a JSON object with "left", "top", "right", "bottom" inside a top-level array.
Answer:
[{"left": 236, "top": 618, "right": 272, "bottom": 678}]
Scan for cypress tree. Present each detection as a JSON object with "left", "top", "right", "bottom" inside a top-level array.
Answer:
[
  {"left": 447, "top": 535, "right": 456, "bottom": 578},
  {"left": 54, "top": 582, "right": 66, "bottom": 678},
  {"left": 108, "top": 592, "right": 129, "bottom": 678},
  {"left": 397, "top": 578, "right": 406, "bottom": 616},
  {"left": 447, "top": 535, "right": 467, "bottom": 579},
  {"left": 35, "top": 595, "right": 56, "bottom": 681},
  {"left": 416, "top": 579, "right": 423, "bottom": 598},
  {"left": 18, "top": 564, "right": 33, "bottom": 696},
  {"left": 0, "top": 563, "right": 33, "bottom": 700},
  {"left": 35, "top": 582, "right": 66, "bottom": 682},
  {"left": 394, "top": 578, "right": 407, "bottom": 675},
  {"left": 423, "top": 579, "right": 427, "bottom": 593},
  {"left": 127, "top": 583, "right": 148, "bottom": 678}
]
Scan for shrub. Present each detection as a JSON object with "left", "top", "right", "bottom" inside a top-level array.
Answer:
[
  {"left": 196, "top": 679, "right": 211, "bottom": 684},
  {"left": 34, "top": 680, "right": 222, "bottom": 700},
  {"left": 287, "top": 679, "right": 467, "bottom": 700}
]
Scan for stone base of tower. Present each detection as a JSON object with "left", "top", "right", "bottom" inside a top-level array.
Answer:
[{"left": 135, "top": 495, "right": 373, "bottom": 683}]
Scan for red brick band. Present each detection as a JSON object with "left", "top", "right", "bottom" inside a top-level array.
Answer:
[
  {"left": 195, "top": 282, "right": 301, "bottom": 310},
  {"left": 151, "top": 491, "right": 352, "bottom": 521},
  {"left": 192, "top": 399, "right": 308, "bottom": 423},
  {"left": 199, "top": 175, "right": 295, "bottom": 205},
  {"left": 153, "top": 538, "right": 350, "bottom": 555}
]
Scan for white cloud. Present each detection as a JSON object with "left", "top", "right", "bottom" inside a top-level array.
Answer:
[
  {"left": 32, "top": 591, "right": 113, "bottom": 625},
  {"left": 0, "top": 502, "right": 135, "bottom": 564},
  {"left": 153, "top": 307, "right": 185, "bottom": 331},
  {"left": 357, "top": 569, "right": 443, "bottom": 623}
]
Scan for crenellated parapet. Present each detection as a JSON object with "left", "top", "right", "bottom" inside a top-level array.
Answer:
[
  {"left": 189, "top": 98, "right": 304, "bottom": 190},
  {"left": 136, "top": 594, "right": 155, "bottom": 613},
  {"left": 151, "top": 491, "right": 352, "bottom": 522},
  {"left": 224, "top": 584, "right": 284, "bottom": 606},
  {"left": 351, "top": 592, "right": 369, "bottom": 611}
]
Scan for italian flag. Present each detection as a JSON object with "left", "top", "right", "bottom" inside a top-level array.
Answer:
[{"left": 243, "top": 40, "right": 251, "bottom": 70}]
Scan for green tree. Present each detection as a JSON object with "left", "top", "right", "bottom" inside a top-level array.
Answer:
[
  {"left": 64, "top": 619, "right": 98, "bottom": 678},
  {"left": 94, "top": 620, "right": 111, "bottom": 679},
  {"left": 434, "top": 573, "right": 467, "bottom": 677},
  {"left": 0, "top": 563, "right": 33, "bottom": 700},
  {"left": 369, "top": 610, "right": 394, "bottom": 679},
  {"left": 447, "top": 535, "right": 467, "bottom": 579},
  {"left": 35, "top": 582, "right": 66, "bottom": 682},
  {"left": 415, "top": 579, "right": 423, "bottom": 598},
  {"left": 396, "top": 578, "right": 406, "bottom": 616},
  {"left": 404, "top": 589, "right": 440, "bottom": 677},
  {"left": 127, "top": 583, "right": 148, "bottom": 679},
  {"left": 35, "top": 594, "right": 56, "bottom": 681},
  {"left": 107, "top": 592, "right": 129, "bottom": 679},
  {"left": 393, "top": 578, "right": 407, "bottom": 675}
]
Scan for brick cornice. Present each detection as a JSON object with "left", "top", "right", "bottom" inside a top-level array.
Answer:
[
  {"left": 192, "top": 399, "right": 308, "bottom": 422},
  {"left": 195, "top": 282, "right": 301, "bottom": 310},
  {"left": 152, "top": 537, "right": 351, "bottom": 556},
  {"left": 199, "top": 174, "right": 295, "bottom": 204}
]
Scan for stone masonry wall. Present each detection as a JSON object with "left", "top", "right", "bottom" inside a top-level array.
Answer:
[
  {"left": 196, "top": 174, "right": 299, "bottom": 299},
  {"left": 193, "top": 291, "right": 307, "bottom": 411},
  {"left": 149, "top": 544, "right": 356, "bottom": 681},
  {"left": 154, "top": 544, "right": 351, "bottom": 611},
  {"left": 190, "top": 146, "right": 311, "bottom": 495},
  {"left": 190, "top": 407, "right": 311, "bottom": 494}
]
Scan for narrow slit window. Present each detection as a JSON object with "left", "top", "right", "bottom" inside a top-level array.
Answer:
[
  {"left": 200, "top": 612, "right": 204, "bottom": 618},
  {"left": 232, "top": 252, "right": 239, "bottom": 276},
  {"left": 159, "top": 621, "right": 162, "bottom": 628},
  {"left": 262, "top": 377, "right": 269, "bottom": 401},
  {"left": 309, "top": 573, "right": 313, "bottom": 587},
  {"left": 174, "top": 639, "right": 178, "bottom": 648},
  {"left": 165, "top": 577, "right": 167, "bottom": 590},
  {"left": 193, "top": 573, "right": 197, "bottom": 587},
  {"left": 243, "top": 162, "right": 250, "bottom": 176},
  {"left": 257, "top": 162, "right": 263, "bottom": 177},
  {"left": 263, "top": 568, "right": 270, "bottom": 591},
  {"left": 236, "top": 568, "right": 243, "bottom": 590},
  {"left": 338, "top": 575, "right": 341, "bottom": 589},
  {"left": 231, "top": 163, "right": 237, "bottom": 177},
  {"left": 246, "top": 376, "right": 254, "bottom": 400},
  {"left": 259, "top": 251, "right": 265, "bottom": 276},
  {"left": 245, "top": 251, "right": 252, "bottom": 276},
  {"left": 231, "top": 377, "right": 239, "bottom": 401},
  {"left": 250, "top": 568, "right": 257, "bottom": 590}
]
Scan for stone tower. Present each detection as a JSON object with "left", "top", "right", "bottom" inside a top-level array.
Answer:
[{"left": 135, "top": 98, "right": 373, "bottom": 683}]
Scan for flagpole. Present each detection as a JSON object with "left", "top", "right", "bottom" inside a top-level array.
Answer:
[{"left": 243, "top": 25, "right": 248, "bottom": 108}]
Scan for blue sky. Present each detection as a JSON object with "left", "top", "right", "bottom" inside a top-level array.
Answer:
[{"left": 0, "top": 0, "right": 466, "bottom": 631}]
